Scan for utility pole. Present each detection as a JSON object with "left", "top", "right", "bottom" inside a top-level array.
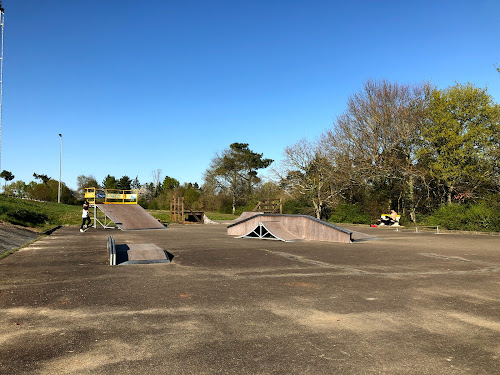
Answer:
[
  {"left": 58, "top": 134, "right": 62, "bottom": 203},
  {"left": 0, "top": 2, "right": 5, "bottom": 173}
]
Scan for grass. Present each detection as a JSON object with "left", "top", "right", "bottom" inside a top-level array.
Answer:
[{"left": 0, "top": 195, "right": 81, "bottom": 231}]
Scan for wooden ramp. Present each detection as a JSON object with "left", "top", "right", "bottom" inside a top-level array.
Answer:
[
  {"left": 96, "top": 204, "right": 165, "bottom": 230},
  {"left": 227, "top": 214, "right": 373, "bottom": 243}
]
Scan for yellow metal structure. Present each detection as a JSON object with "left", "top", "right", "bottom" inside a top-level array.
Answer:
[{"left": 84, "top": 187, "right": 138, "bottom": 205}]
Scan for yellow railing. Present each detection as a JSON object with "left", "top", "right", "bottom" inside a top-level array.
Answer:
[{"left": 84, "top": 188, "right": 138, "bottom": 204}]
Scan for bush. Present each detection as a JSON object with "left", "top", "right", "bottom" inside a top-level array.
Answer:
[
  {"left": 282, "top": 199, "right": 313, "bottom": 216},
  {"left": 328, "top": 203, "right": 372, "bottom": 224},
  {"left": 5, "top": 208, "right": 48, "bottom": 226},
  {"left": 422, "top": 203, "right": 500, "bottom": 232}
]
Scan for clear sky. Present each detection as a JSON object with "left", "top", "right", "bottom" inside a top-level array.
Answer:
[{"left": 1, "top": 0, "right": 499, "bottom": 190}]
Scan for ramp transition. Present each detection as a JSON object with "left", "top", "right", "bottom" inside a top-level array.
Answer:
[
  {"left": 95, "top": 204, "right": 165, "bottom": 230},
  {"left": 228, "top": 214, "right": 376, "bottom": 243}
]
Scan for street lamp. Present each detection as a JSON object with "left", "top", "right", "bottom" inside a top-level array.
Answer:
[{"left": 58, "top": 133, "right": 62, "bottom": 203}]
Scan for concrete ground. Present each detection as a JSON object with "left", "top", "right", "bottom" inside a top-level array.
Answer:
[{"left": 0, "top": 224, "right": 499, "bottom": 374}]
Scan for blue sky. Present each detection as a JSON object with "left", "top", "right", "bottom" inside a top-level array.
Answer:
[{"left": 2, "top": 0, "right": 499, "bottom": 190}]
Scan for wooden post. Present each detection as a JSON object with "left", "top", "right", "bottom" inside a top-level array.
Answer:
[{"left": 181, "top": 197, "right": 185, "bottom": 224}]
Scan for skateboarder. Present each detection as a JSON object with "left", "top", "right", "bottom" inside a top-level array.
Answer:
[{"left": 80, "top": 201, "right": 91, "bottom": 232}]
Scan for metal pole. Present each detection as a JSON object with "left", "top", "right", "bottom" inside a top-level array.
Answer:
[
  {"left": 0, "top": 5, "right": 5, "bottom": 173},
  {"left": 58, "top": 133, "right": 62, "bottom": 203}
]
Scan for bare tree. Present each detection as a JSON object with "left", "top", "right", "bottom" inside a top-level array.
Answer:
[
  {"left": 322, "top": 79, "right": 430, "bottom": 221},
  {"left": 152, "top": 169, "right": 162, "bottom": 197},
  {"left": 276, "top": 139, "right": 336, "bottom": 219}
]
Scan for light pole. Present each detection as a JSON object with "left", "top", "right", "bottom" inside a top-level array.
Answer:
[
  {"left": 58, "top": 133, "right": 62, "bottom": 203},
  {"left": 0, "top": 2, "right": 5, "bottom": 173}
]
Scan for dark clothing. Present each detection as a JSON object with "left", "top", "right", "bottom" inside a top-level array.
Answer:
[{"left": 81, "top": 216, "right": 91, "bottom": 229}]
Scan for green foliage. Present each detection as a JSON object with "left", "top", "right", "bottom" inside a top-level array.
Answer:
[
  {"left": 0, "top": 195, "right": 81, "bottom": 229},
  {"left": 422, "top": 203, "right": 500, "bottom": 232},
  {"left": 26, "top": 180, "right": 76, "bottom": 205},
  {"left": 0, "top": 170, "right": 15, "bottom": 191},
  {"left": 5, "top": 180, "right": 28, "bottom": 197},
  {"left": 328, "top": 203, "right": 372, "bottom": 224},
  {"left": 421, "top": 83, "right": 500, "bottom": 203},
  {"left": 118, "top": 175, "right": 132, "bottom": 190},
  {"left": 205, "top": 142, "right": 273, "bottom": 214},
  {"left": 33, "top": 173, "right": 51, "bottom": 184},
  {"left": 163, "top": 176, "right": 180, "bottom": 190},
  {"left": 282, "top": 198, "right": 314, "bottom": 215},
  {"left": 102, "top": 175, "right": 118, "bottom": 189},
  {"left": 76, "top": 175, "right": 100, "bottom": 199}
]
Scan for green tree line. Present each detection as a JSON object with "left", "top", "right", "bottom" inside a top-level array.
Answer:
[{"left": 2, "top": 79, "right": 499, "bottom": 230}]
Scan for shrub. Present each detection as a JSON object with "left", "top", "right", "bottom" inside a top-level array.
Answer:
[
  {"left": 328, "top": 203, "right": 372, "bottom": 224},
  {"left": 422, "top": 203, "right": 500, "bottom": 232}
]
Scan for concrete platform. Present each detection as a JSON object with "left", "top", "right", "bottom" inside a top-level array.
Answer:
[{"left": 1, "top": 224, "right": 499, "bottom": 374}]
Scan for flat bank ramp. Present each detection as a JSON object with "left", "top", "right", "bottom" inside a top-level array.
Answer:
[{"left": 96, "top": 204, "right": 165, "bottom": 230}]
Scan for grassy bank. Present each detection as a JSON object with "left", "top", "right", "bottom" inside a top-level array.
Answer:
[{"left": 0, "top": 195, "right": 81, "bottom": 231}]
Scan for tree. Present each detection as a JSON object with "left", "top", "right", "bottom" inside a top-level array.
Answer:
[
  {"left": 163, "top": 176, "right": 180, "bottom": 190},
  {"left": 118, "top": 175, "right": 132, "bottom": 190},
  {"left": 419, "top": 83, "right": 500, "bottom": 204},
  {"left": 102, "top": 175, "right": 118, "bottom": 189},
  {"left": 5, "top": 180, "right": 28, "bottom": 197},
  {"left": 277, "top": 139, "right": 335, "bottom": 219},
  {"left": 152, "top": 169, "right": 162, "bottom": 196},
  {"left": 0, "top": 170, "right": 14, "bottom": 192},
  {"left": 33, "top": 173, "right": 50, "bottom": 184},
  {"left": 76, "top": 175, "right": 100, "bottom": 199},
  {"left": 322, "top": 79, "right": 431, "bottom": 221},
  {"left": 27, "top": 179, "right": 76, "bottom": 204},
  {"left": 204, "top": 143, "right": 273, "bottom": 214},
  {"left": 131, "top": 176, "right": 141, "bottom": 189}
]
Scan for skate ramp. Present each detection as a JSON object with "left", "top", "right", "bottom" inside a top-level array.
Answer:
[
  {"left": 228, "top": 214, "right": 375, "bottom": 243},
  {"left": 96, "top": 204, "right": 165, "bottom": 230}
]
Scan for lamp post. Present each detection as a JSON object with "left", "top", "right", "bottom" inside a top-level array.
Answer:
[{"left": 58, "top": 133, "right": 62, "bottom": 203}]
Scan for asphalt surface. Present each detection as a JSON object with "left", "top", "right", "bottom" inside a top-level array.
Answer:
[{"left": 0, "top": 224, "right": 499, "bottom": 374}]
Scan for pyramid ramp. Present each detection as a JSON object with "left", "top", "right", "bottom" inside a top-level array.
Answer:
[
  {"left": 228, "top": 214, "right": 356, "bottom": 243},
  {"left": 240, "top": 221, "right": 302, "bottom": 242},
  {"left": 95, "top": 204, "right": 165, "bottom": 230}
]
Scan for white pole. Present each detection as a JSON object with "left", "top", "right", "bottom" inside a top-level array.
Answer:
[
  {"left": 58, "top": 133, "right": 62, "bottom": 203},
  {"left": 0, "top": 6, "right": 5, "bottom": 173}
]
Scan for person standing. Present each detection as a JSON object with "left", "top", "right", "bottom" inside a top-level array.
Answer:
[{"left": 80, "top": 200, "right": 91, "bottom": 232}]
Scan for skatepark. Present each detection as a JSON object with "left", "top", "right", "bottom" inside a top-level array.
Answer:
[{"left": 1, "top": 219, "right": 500, "bottom": 374}]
